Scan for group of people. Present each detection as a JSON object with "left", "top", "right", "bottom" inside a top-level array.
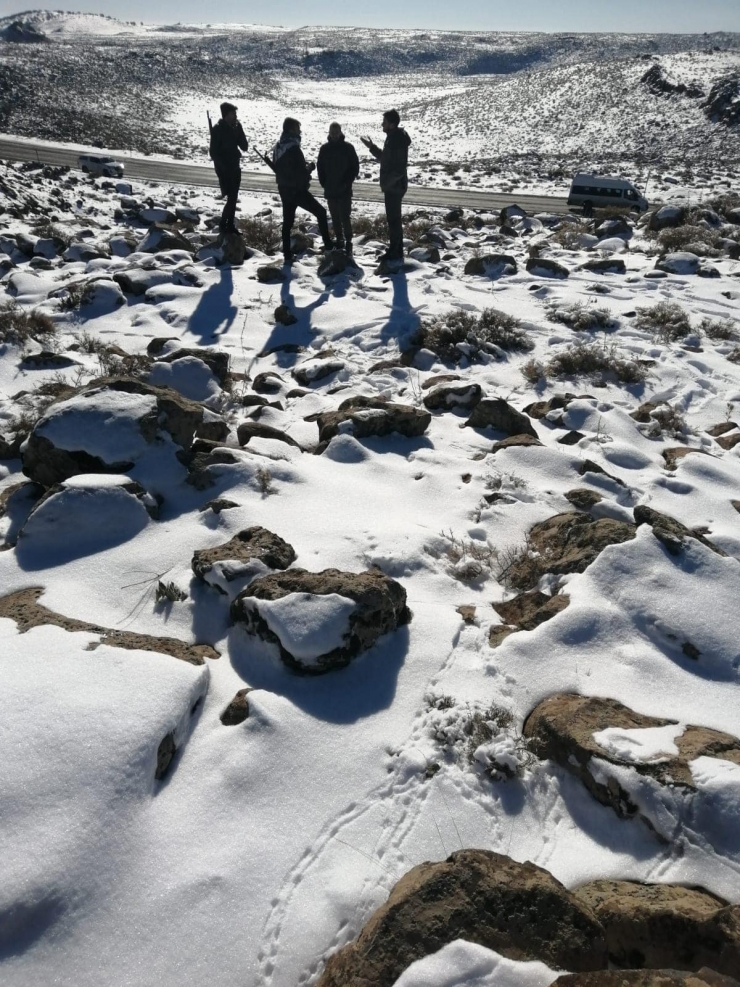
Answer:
[{"left": 208, "top": 102, "right": 411, "bottom": 265}]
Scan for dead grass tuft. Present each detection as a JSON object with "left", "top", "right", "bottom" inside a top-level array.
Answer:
[
  {"left": 547, "top": 301, "right": 616, "bottom": 332},
  {"left": 545, "top": 342, "right": 648, "bottom": 384},
  {"left": 417, "top": 308, "right": 532, "bottom": 364},
  {"left": 634, "top": 302, "right": 692, "bottom": 342},
  {"left": 238, "top": 215, "right": 280, "bottom": 254},
  {"left": 700, "top": 316, "right": 739, "bottom": 341},
  {"left": 0, "top": 301, "right": 57, "bottom": 348}
]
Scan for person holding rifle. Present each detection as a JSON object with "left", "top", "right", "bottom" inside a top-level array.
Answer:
[{"left": 209, "top": 102, "right": 249, "bottom": 235}]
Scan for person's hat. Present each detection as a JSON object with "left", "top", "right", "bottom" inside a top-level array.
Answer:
[{"left": 220, "top": 102, "right": 237, "bottom": 116}]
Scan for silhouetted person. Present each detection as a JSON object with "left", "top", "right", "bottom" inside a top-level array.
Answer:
[
  {"left": 361, "top": 109, "right": 411, "bottom": 262},
  {"left": 209, "top": 102, "right": 249, "bottom": 235},
  {"left": 317, "top": 122, "right": 360, "bottom": 258},
  {"left": 272, "top": 117, "right": 332, "bottom": 264}
]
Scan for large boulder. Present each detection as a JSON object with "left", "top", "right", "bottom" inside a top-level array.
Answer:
[
  {"left": 423, "top": 381, "right": 482, "bottom": 411},
  {"left": 572, "top": 880, "right": 740, "bottom": 977},
  {"left": 137, "top": 224, "right": 194, "bottom": 254},
  {"left": 555, "top": 971, "right": 740, "bottom": 987},
  {"left": 649, "top": 206, "right": 688, "bottom": 232},
  {"left": 316, "top": 849, "right": 607, "bottom": 987},
  {"left": 507, "top": 512, "right": 636, "bottom": 590},
  {"left": 192, "top": 527, "right": 296, "bottom": 595},
  {"left": 230, "top": 568, "right": 409, "bottom": 674},
  {"left": 317, "top": 396, "right": 430, "bottom": 446},
  {"left": 523, "top": 693, "right": 740, "bottom": 822},
  {"left": 656, "top": 252, "right": 700, "bottom": 276},
  {"left": 526, "top": 257, "right": 570, "bottom": 279},
  {"left": 464, "top": 254, "right": 518, "bottom": 277},
  {"left": 21, "top": 377, "right": 215, "bottom": 488},
  {"left": 464, "top": 398, "right": 538, "bottom": 438}
]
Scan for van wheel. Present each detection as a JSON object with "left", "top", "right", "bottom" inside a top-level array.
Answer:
[
  {"left": 583, "top": 201, "right": 594, "bottom": 218},
  {"left": 81, "top": 165, "right": 89, "bottom": 173}
]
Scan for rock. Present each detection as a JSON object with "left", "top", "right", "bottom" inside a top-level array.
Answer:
[
  {"left": 109, "top": 235, "right": 135, "bottom": 257},
  {"left": 596, "top": 217, "right": 632, "bottom": 239},
  {"left": 220, "top": 232, "right": 248, "bottom": 266},
  {"left": 236, "top": 421, "right": 302, "bottom": 450},
  {"left": 316, "top": 849, "right": 607, "bottom": 987},
  {"left": 192, "top": 526, "right": 296, "bottom": 593},
  {"left": 706, "top": 422, "right": 739, "bottom": 438},
  {"left": 252, "top": 372, "right": 284, "bottom": 394},
  {"left": 113, "top": 269, "right": 177, "bottom": 296},
  {"left": 445, "top": 207, "right": 464, "bottom": 223},
  {"left": 256, "top": 265, "right": 286, "bottom": 284},
  {"left": 155, "top": 732, "right": 176, "bottom": 780},
  {"left": 292, "top": 358, "right": 345, "bottom": 387},
  {"left": 526, "top": 257, "right": 570, "bottom": 279},
  {"left": 662, "top": 446, "right": 713, "bottom": 470},
  {"left": 422, "top": 382, "right": 482, "bottom": 411},
  {"left": 508, "top": 512, "right": 636, "bottom": 590},
  {"left": 146, "top": 342, "right": 230, "bottom": 385},
  {"left": 630, "top": 401, "right": 662, "bottom": 423},
  {"left": 555, "top": 970, "right": 740, "bottom": 987},
  {"left": 634, "top": 505, "right": 727, "bottom": 557},
  {"left": 525, "top": 393, "right": 580, "bottom": 419},
  {"left": 220, "top": 688, "right": 251, "bottom": 726},
  {"left": 176, "top": 206, "right": 200, "bottom": 224},
  {"left": 137, "top": 224, "right": 194, "bottom": 254},
  {"left": 656, "top": 252, "right": 700, "bottom": 276},
  {"left": 580, "top": 258, "right": 627, "bottom": 275},
  {"left": 21, "top": 377, "right": 214, "bottom": 488},
  {"left": 718, "top": 433, "right": 740, "bottom": 450},
  {"left": 199, "top": 497, "right": 239, "bottom": 514},
  {"left": 499, "top": 204, "right": 528, "bottom": 224},
  {"left": 274, "top": 304, "right": 297, "bottom": 326},
  {"left": 318, "top": 250, "right": 350, "bottom": 277},
  {"left": 572, "top": 879, "right": 740, "bottom": 976},
  {"left": 523, "top": 693, "right": 740, "bottom": 822},
  {"left": 33, "top": 238, "right": 58, "bottom": 259},
  {"left": 491, "top": 433, "right": 543, "bottom": 453},
  {"left": 464, "top": 398, "right": 538, "bottom": 438},
  {"left": 0, "top": 586, "right": 217, "bottom": 665},
  {"left": 421, "top": 373, "right": 461, "bottom": 390},
  {"left": 317, "top": 396, "right": 430, "bottom": 446},
  {"left": 490, "top": 591, "right": 570, "bottom": 647},
  {"left": 565, "top": 488, "right": 603, "bottom": 510},
  {"left": 559, "top": 430, "right": 585, "bottom": 445},
  {"left": 231, "top": 568, "right": 409, "bottom": 674},
  {"left": 464, "top": 253, "right": 517, "bottom": 277},
  {"left": 578, "top": 459, "right": 626, "bottom": 487},
  {"left": 138, "top": 206, "right": 177, "bottom": 225},
  {"left": 649, "top": 205, "right": 687, "bottom": 232},
  {"left": 63, "top": 241, "right": 109, "bottom": 263},
  {"left": 408, "top": 245, "right": 440, "bottom": 264},
  {"left": 698, "top": 264, "right": 720, "bottom": 279}
]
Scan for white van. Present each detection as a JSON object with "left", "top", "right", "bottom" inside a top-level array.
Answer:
[
  {"left": 77, "top": 154, "right": 125, "bottom": 179},
  {"left": 568, "top": 174, "right": 648, "bottom": 215}
]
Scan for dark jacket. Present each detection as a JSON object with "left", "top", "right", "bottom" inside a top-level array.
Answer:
[
  {"left": 209, "top": 119, "right": 249, "bottom": 171},
  {"left": 317, "top": 137, "right": 360, "bottom": 199},
  {"left": 272, "top": 134, "right": 311, "bottom": 193},
  {"left": 367, "top": 128, "right": 411, "bottom": 194}
]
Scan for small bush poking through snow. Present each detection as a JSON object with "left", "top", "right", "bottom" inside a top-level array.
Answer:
[
  {"left": 256, "top": 466, "right": 274, "bottom": 496},
  {"left": 649, "top": 404, "right": 688, "bottom": 439},
  {"left": 545, "top": 342, "right": 648, "bottom": 384},
  {"left": 425, "top": 529, "right": 498, "bottom": 584},
  {"left": 521, "top": 358, "right": 546, "bottom": 384},
  {"left": 59, "top": 281, "right": 96, "bottom": 312},
  {"left": 657, "top": 225, "right": 721, "bottom": 257},
  {"left": 547, "top": 301, "right": 616, "bottom": 331},
  {"left": 155, "top": 581, "right": 187, "bottom": 604},
  {"left": 238, "top": 215, "right": 280, "bottom": 254},
  {"left": 634, "top": 302, "right": 692, "bottom": 342},
  {"left": 551, "top": 218, "right": 591, "bottom": 250},
  {"left": 353, "top": 214, "right": 389, "bottom": 240},
  {"left": 0, "top": 301, "right": 56, "bottom": 348},
  {"left": 701, "top": 316, "right": 739, "bottom": 342},
  {"left": 417, "top": 308, "right": 532, "bottom": 364}
]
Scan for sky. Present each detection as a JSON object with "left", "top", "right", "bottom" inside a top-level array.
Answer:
[{"left": 2, "top": 0, "right": 740, "bottom": 32}]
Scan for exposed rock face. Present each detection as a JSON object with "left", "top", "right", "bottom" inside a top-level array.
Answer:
[
  {"left": 422, "top": 381, "right": 482, "bottom": 411},
  {"left": 230, "top": 568, "right": 409, "bottom": 674},
  {"left": 0, "top": 587, "right": 218, "bottom": 665},
  {"left": 656, "top": 252, "right": 700, "bottom": 276},
  {"left": 634, "top": 505, "right": 727, "bottom": 557},
  {"left": 555, "top": 970, "right": 740, "bottom": 987},
  {"left": 192, "top": 527, "right": 296, "bottom": 592},
  {"left": 292, "top": 358, "right": 345, "bottom": 387},
  {"left": 236, "top": 421, "right": 303, "bottom": 449},
  {"left": 581, "top": 258, "right": 627, "bottom": 275},
  {"left": 464, "top": 398, "right": 538, "bottom": 437},
  {"left": 220, "top": 689, "right": 252, "bottom": 726},
  {"left": 316, "top": 849, "right": 607, "bottom": 987},
  {"left": 464, "top": 254, "right": 518, "bottom": 277},
  {"left": 523, "top": 693, "right": 740, "bottom": 821},
  {"left": 491, "top": 433, "right": 542, "bottom": 453},
  {"left": 490, "top": 590, "right": 570, "bottom": 647},
  {"left": 572, "top": 880, "right": 740, "bottom": 977},
  {"left": 317, "top": 396, "right": 431, "bottom": 446},
  {"left": 566, "top": 488, "right": 603, "bottom": 510},
  {"left": 137, "top": 224, "right": 194, "bottom": 254},
  {"left": 22, "top": 377, "right": 212, "bottom": 488},
  {"left": 507, "top": 512, "right": 636, "bottom": 590},
  {"left": 526, "top": 257, "right": 570, "bottom": 278},
  {"left": 649, "top": 206, "right": 688, "bottom": 232},
  {"left": 155, "top": 733, "right": 177, "bottom": 780}
]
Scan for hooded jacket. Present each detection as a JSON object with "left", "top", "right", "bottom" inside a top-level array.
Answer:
[
  {"left": 367, "top": 127, "right": 412, "bottom": 194},
  {"left": 209, "top": 119, "right": 249, "bottom": 171},
  {"left": 272, "top": 133, "right": 311, "bottom": 193},
  {"left": 317, "top": 136, "right": 360, "bottom": 199}
]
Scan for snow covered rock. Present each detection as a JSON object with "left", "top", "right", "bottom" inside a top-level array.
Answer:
[
  {"left": 464, "top": 397, "right": 538, "bottom": 438},
  {"left": 555, "top": 972, "right": 739, "bottom": 987},
  {"left": 220, "top": 688, "right": 251, "bottom": 726},
  {"left": 317, "top": 396, "right": 431, "bottom": 447},
  {"left": 146, "top": 339, "right": 230, "bottom": 385},
  {"left": 257, "top": 265, "right": 286, "bottom": 284},
  {"left": 137, "top": 225, "right": 194, "bottom": 254},
  {"left": 318, "top": 250, "right": 351, "bottom": 277},
  {"left": 572, "top": 879, "right": 740, "bottom": 977},
  {"left": 634, "top": 505, "right": 727, "bottom": 557},
  {"left": 230, "top": 568, "right": 409, "bottom": 674},
  {"left": 648, "top": 206, "right": 688, "bottom": 232},
  {"left": 63, "top": 241, "right": 109, "bottom": 263},
  {"left": 138, "top": 206, "right": 177, "bottom": 225},
  {"left": 149, "top": 355, "right": 222, "bottom": 404},
  {"left": 656, "top": 252, "right": 701, "bottom": 276},
  {"left": 423, "top": 381, "right": 482, "bottom": 411},
  {"left": 490, "top": 590, "right": 570, "bottom": 647},
  {"left": 236, "top": 421, "right": 303, "bottom": 450},
  {"left": 408, "top": 245, "right": 440, "bottom": 263},
  {"left": 292, "top": 357, "right": 345, "bottom": 387},
  {"left": 22, "top": 377, "right": 216, "bottom": 488},
  {"left": 316, "top": 849, "right": 607, "bottom": 987},
  {"left": 580, "top": 258, "right": 627, "bottom": 275},
  {"left": 464, "top": 253, "right": 518, "bottom": 277},
  {"left": 499, "top": 204, "right": 528, "bottom": 224},
  {"left": 192, "top": 526, "right": 296, "bottom": 595},
  {"left": 523, "top": 693, "right": 740, "bottom": 824},
  {"left": 595, "top": 217, "right": 632, "bottom": 240},
  {"left": 526, "top": 257, "right": 570, "bottom": 279}
]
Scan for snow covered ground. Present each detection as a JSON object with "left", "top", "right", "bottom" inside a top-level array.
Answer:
[{"left": 0, "top": 60, "right": 740, "bottom": 987}]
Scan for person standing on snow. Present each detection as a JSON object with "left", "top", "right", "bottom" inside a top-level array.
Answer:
[
  {"left": 317, "top": 122, "right": 360, "bottom": 258},
  {"left": 272, "top": 117, "right": 333, "bottom": 264},
  {"left": 209, "top": 101, "right": 249, "bottom": 235},
  {"left": 361, "top": 109, "right": 412, "bottom": 262}
]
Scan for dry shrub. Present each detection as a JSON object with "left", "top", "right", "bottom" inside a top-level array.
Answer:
[
  {"left": 353, "top": 214, "right": 389, "bottom": 240},
  {"left": 0, "top": 301, "right": 56, "bottom": 347},
  {"left": 547, "top": 301, "right": 616, "bottom": 331},
  {"left": 700, "top": 316, "right": 738, "bottom": 341},
  {"left": 521, "top": 358, "right": 546, "bottom": 384},
  {"left": 238, "top": 214, "right": 280, "bottom": 254},
  {"left": 658, "top": 225, "right": 721, "bottom": 256},
  {"left": 59, "top": 281, "right": 96, "bottom": 312},
  {"left": 418, "top": 308, "right": 532, "bottom": 364},
  {"left": 546, "top": 342, "right": 648, "bottom": 384},
  {"left": 634, "top": 302, "right": 692, "bottom": 342},
  {"left": 650, "top": 404, "right": 687, "bottom": 438},
  {"left": 551, "top": 218, "right": 590, "bottom": 250}
]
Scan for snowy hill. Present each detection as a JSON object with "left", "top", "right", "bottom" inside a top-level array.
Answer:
[{"left": 0, "top": 9, "right": 142, "bottom": 37}]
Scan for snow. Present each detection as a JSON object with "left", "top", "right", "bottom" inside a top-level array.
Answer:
[
  {"left": 36, "top": 389, "right": 156, "bottom": 462},
  {"left": 592, "top": 723, "right": 686, "bottom": 764},
  {"left": 248, "top": 592, "right": 358, "bottom": 663},
  {"left": 392, "top": 941, "right": 560, "bottom": 987}
]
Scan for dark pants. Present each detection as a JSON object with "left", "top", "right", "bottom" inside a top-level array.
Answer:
[
  {"left": 219, "top": 167, "right": 241, "bottom": 232},
  {"left": 327, "top": 194, "right": 353, "bottom": 249},
  {"left": 279, "top": 187, "right": 330, "bottom": 256},
  {"left": 384, "top": 191, "right": 405, "bottom": 258}
]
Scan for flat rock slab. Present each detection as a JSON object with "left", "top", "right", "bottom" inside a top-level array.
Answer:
[
  {"left": 236, "top": 421, "right": 303, "bottom": 450},
  {"left": 572, "top": 879, "right": 740, "bottom": 977},
  {"left": 0, "top": 587, "right": 218, "bottom": 665},
  {"left": 230, "top": 568, "right": 409, "bottom": 674},
  {"left": 491, "top": 433, "right": 543, "bottom": 453},
  {"left": 316, "top": 849, "right": 607, "bottom": 987}
]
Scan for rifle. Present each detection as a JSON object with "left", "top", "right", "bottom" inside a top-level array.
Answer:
[
  {"left": 252, "top": 145, "right": 276, "bottom": 173},
  {"left": 207, "top": 111, "right": 213, "bottom": 158}
]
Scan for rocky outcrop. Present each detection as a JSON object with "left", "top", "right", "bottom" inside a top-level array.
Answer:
[
  {"left": 316, "top": 849, "right": 607, "bottom": 987},
  {"left": 236, "top": 421, "right": 303, "bottom": 450},
  {"left": 490, "top": 590, "right": 570, "bottom": 647},
  {"left": 192, "top": 527, "right": 296, "bottom": 593},
  {"left": 555, "top": 970, "right": 740, "bottom": 987},
  {"left": 507, "top": 512, "right": 636, "bottom": 590},
  {"left": 523, "top": 693, "right": 740, "bottom": 822},
  {"left": 317, "top": 396, "right": 430, "bottom": 447},
  {"left": 231, "top": 568, "right": 409, "bottom": 674},
  {"left": 634, "top": 505, "right": 727, "bottom": 557},
  {"left": 572, "top": 880, "right": 740, "bottom": 977},
  {"left": 0, "top": 587, "right": 217, "bottom": 665},
  {"left": 464, "top": 398, "right": 538, "bottom": 437}
]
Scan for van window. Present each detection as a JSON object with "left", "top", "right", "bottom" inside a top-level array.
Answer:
[{"left": 624, "top": 189, "right": 638, "bottom": 201}]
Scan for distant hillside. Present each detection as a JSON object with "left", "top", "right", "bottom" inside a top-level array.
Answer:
[{"left": 0, "top": 10, "right": 142, "bottom": 38}]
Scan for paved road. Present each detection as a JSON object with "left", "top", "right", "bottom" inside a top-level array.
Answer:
[{"left": 0, "top": 133, "right": 571, "bottom": 214}]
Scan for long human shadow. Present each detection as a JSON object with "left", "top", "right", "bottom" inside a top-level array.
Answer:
[
  {"left": 258, "top": 268, "right": 331, "bottom": 367},
  {"left": 187, "top": 265, "right": 237, "bottom": 343},
  {"left": 379, "top": 270, "right": 419, "bottom": 348},
  {"left": 227, "top": 624, "right": 410, "bottom": 724}
]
